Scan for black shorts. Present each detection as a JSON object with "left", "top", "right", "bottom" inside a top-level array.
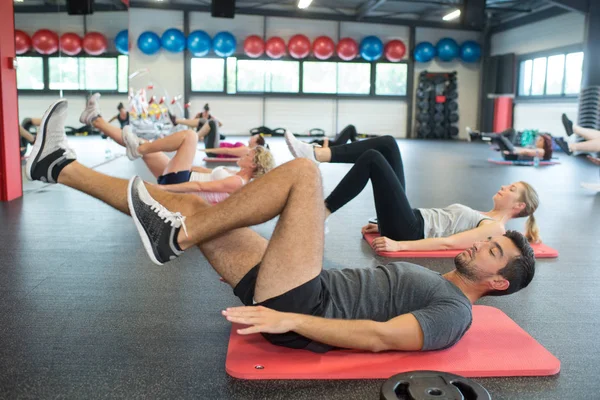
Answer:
[
  {"left": 157, "top": 170, "right": 191, "bottom": 185},
  {"left": 233, "top": 265, "right": 333, "bottom": 353}
]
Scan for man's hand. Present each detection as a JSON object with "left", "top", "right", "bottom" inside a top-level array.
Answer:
[
  {"left": 371, "top": 236, "right": 402, "bottom": 252},
  {"left": 222, "top": 306, "right": 298, "bottom": 335},
  {"left": 587, "top": 155, "right": 600, "bottom": 166},
  {"left": 361, "top": 223, "right": 379, "bottom": 235}
]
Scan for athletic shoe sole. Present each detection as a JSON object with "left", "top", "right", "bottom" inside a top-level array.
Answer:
[
  {"left": 25, "top": 99, "right": 66, "bottom": 181},
  {"left": 127, "top": 176, "right": 163, "bottom": 266}
]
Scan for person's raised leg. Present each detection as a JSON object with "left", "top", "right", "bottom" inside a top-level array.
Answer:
[
  {"left": 175, "top": 117, "right": 201, "bottom": 129},
  {"left": 570, "top": 138, "right": 600, "bottom": 153},
  {"left": 138, "top": 129, "right": 198, "bottom": 175},
  {"left": 329, "top": 124, "right": 357, "bottom": 147},
  {"left": 128, "top": 158, "right": 325, "bottom": 300},
  {"left": 19, "top": 125, "right": 36, "bottom": 144},
  {"left": 573, "top": 125, "right": 600, "bottom": 141}
]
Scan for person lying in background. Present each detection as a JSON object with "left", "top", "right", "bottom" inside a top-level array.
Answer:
[{"left": 468, "top": 127, "right": 553, "bottom": 161}]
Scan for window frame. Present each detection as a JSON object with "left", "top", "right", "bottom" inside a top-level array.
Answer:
[
  {"left": 188, "top": 54, "right": 409, "bottom": 100},
  {"left": 515, "top": 44, "right": 583, "bottom": 103},
  {"left": 17, "top": 52, "right": 127, "bottom": 96}
]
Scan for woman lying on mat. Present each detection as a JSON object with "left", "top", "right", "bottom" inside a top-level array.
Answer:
[
  {"left": 284, "top": 132, "right": 541, "bottom": 252},
  {"left": 79, "top": 95, "right": 275, "bottom": 203},
  {"left": 167, "top": 104, "right": 223, "bottom": 156},
  {"left": 203, "top": 134, "right": 269, "bottom": 159},
  {"left": 468, "top": 127, "right": 553, "bottom": 161},
  {"left": 554, "top": 114, "right": 600, "bottom": 156},
  {"left": 308, "top": 124, "right": 358, "bottom": 148}
]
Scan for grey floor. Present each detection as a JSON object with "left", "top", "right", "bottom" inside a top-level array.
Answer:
[{"left": 2, "top": 136, "right": 600, "bottom": 399}]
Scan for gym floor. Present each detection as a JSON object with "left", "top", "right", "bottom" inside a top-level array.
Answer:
[{"left": 2, "top": 136, "right": 599, "bottom": 399}]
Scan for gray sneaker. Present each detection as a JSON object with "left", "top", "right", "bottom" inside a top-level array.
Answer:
[
  {"left": 79, "top": 93, "right": 101, "bottom": 125},
  {"left": 122, "top": 126, "right": 142, "bottom": 160},
  {"left": 284, "top": 130, "right": 318, "bottom": 163},
  {"left": 127, "top": 176, "right": 187, "bottom": 265},
  {"left": 26, "top": 99, "right": 76, "bottom": 183}
]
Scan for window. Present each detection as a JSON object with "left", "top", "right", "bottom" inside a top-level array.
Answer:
[
  {"left": 48, "top": 57, "right": 120, "bottom": 90},
  {"left": 565, "top": 52, "right": 584, "bottom": 94},
  {"left": 303, "top": 62, "right": 336, "bottom": 94},
  {"left": 49, "top": 57, "right": 80, "bottom": 90},
  {"left": 191, "top": 58, "right": 224, "bottom": 92},
  {"left": 518, "top": 49, "right": 583, "bottom": 97},
  {"left": 234, "top": 59, "right": 299, "bottom": 93},
  {"left": 376, "top": 63, "right": 408, "bottom": 96},
  {"left": 16, "top": 57, "right": 44, "bottom": 90},
  {"left": 338, "top": 63, "right": 371, "bottom": 94}
]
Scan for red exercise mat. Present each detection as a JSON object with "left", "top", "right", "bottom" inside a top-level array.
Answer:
[
  {"left": 225, "top": 305, "right": 560, "bottom": 380},
  {"left": 363, "top": 233, "right": 558, "bottom": 258},
  {"left": 203, "top": 157, "right": 240, "bottom": 163}
]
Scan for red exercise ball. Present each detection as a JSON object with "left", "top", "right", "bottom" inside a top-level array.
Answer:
[
  {"left": 32, "top": 29, "right": 59, "bottom": 55},
  {"left": 288, "top": 34, "right": 310, "bottom": 59},
  {"left": 312, "top": 36, "right": 335, "bottom": 60},
  {"left": 82, "top": 32, "right": 107, "bottom": 56},
  {"left": 265, "top": 36, "right": 286, "bottom": 59},
  {"left": 60, "top": 32, "right": 83, "bottom": 56},
  {"left": 384, "top": 39, "right": 406, "bottom": 62},
  {"left": 244, "top": 35, "right": 265, "bottom": 58},
  {"left": 15, "top": 30, "right": 32, "bottom": 55},
  {"left": 336, "top": 37, "right": 358, "bottom": 61}
]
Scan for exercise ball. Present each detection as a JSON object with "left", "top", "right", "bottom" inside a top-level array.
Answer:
[
  {"left": 360, "top": 36, "right": 383, "bottom": 61},
  {"left": 15, "top": 30, "right": 32, "bottom": 55},
  {"left": 244, "top": 35, "right": 264, "bottom": 58},
  {"left": 460, "top": 40, "right": 481, "bottom": 63},
  {"left": 32, "top": 29, "right": 59, "bottom": 55},
  {"left": 384, "top": 39, "right": 406, "bottom": 62},
  {"left": 288, "top": 34, "right": 310, "bottom": 59},
  {"left": 413, "top": 42, "right": 436, "bottom": 63},
  {"left": 83, "top": 32, "right": 107, "bottom": 55},
  {"left": 114, "top": 29, "right": 128, "bottom": 55},
  {"left": 161, "top": 28, "right": 185, "bottom": 53},
  {"left": 436, "top": 37, "right": 459, "bottom": 62},
  {"left": 137, "top": 31, "right": 161, "bottom": 55},
  {"left": 213, "top": 31, "right": 236, "bottom": 57},
  {"left": 312, "top": 36, "right": 335, "bottom": 60},
  {"left": 60, "top": 32, "right": 82, "bottom": 56},
  {"left": 187, "top": 30, "right": 211, "bottom": 57},
  {"left": 336, "top": 37, "right": 358, "bottom": 61},
  {"left": 265, "top": 36, "right": 286, "bottom": 59}
]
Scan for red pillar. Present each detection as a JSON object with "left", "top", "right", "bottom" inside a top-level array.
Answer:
[{"left": 0, "top": 0, "right": 22, "bottom": 201}]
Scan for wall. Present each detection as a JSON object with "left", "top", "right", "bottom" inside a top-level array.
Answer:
[
  {"left": 490, "top": 12, "right": 585, "bottom": 136},
  {"left": 413, "top": 28, "right": 483, "bottom": 140},
  {"left": 15, "top": 11, "right": 128, "bottom": 127}
]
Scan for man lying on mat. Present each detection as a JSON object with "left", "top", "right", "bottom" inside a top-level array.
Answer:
[
  {"left": 27, "top": 99, "right": 536, "bottom": 354},
  {"left": 78, "top": 96, "right": 275, "bottom": 203},
  {"left": 285, "top": 132, "right": 542, "bottom": 252}
]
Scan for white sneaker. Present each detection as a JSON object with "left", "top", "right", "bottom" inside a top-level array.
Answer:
[
  {"left": 26, "top": 99, "right": 77, "bottom": 183},
  {"left": 284, "top": 130, "right": 317, "bottom": 163},
  {"left": 122, "top": 125, "right": 143, "bottom": 160},
  {"left": 79, "top": 93, "right": 101, "bottom": 125}
]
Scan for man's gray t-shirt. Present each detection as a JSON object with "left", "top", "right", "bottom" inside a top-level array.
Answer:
[{"left": 320, "top": 262, "right": 472, "bottom": 351}]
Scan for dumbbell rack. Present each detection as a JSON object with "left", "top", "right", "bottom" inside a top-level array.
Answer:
[{"left": 415, "top": 71, "right": 459, "bottom": 140}]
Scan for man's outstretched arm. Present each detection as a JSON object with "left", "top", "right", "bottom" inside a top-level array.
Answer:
[{"left": 223, "top": 306, "right": 424, "bottom": 352}]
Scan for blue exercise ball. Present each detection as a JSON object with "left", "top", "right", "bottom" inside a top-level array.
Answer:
[
  {"left": 212, "top": 31, "right": 236, "bottom": 57},
  {"left": 187, "top": 30, "right": 211, "bottom": 57},
  {"left": 137, "top": 31, "right": 161, "bottom": 55},
  {"left": 360, "top": 36, "right": 383, "bottom": 61},
  {"left": 460, "top": 40, "right": 482, "bottom": 63},
  {"left": 114, "top": 29, "right": 128, "bottom": 55},
  {"left": 436, "top": 38, "right": 459, "bottom": 62},
  {"left": 413, "top": 42, "right": 436, "bottom": 63},
  {"left": 161, "top": 28, "right": 186, "bottom": 53}
]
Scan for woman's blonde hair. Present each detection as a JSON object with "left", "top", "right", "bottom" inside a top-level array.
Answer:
[
  {"left": 516, "top": 181, "right": 540, "bottom": 243},
  {"left": 251, "top": 146, "right": 275, "bottom": 177}
]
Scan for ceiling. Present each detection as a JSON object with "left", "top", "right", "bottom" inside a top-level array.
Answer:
[{"left": 12, "top": 0, "right": 574, "bottom": 30}]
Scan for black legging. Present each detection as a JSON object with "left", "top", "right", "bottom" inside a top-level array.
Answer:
[
  {"left": 311, "top": 124, "right": 358, "bottom": 147},
  {"left": 324, "top": 136, "right": 424, "bottom": 241},
  {"left": 201, "top": 120, "right": 219, "bottom": 157}
]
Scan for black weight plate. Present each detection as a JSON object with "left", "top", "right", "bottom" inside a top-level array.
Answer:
[
  {"left": 446, "top": 91, "right": 458, "bottom": 100},
  {"left": 380, "top": 370, "right": 490, "bottom": 400},
  {"left": 449, "top": 113, "right": 459, "bottom": 123},
  {"left": 447, "top": 101, "right": 458, "bottom": 111},
  {"left": 434, "top": 104, "right": 444, "bottom": 112},
  {"left": 433, "top": 113, "right": 444, "bottom": 122},
  {"left": 416, "top": 91, "right": 428, "bottom": 99},
  {"left": 417, "top": 113, "right": 431, "bottom": 123},
  {"left": 449, "top": 126, "right": 459, "bottom": 136},
  {"left": 447, "top": 82, "right": 457, "bottom": 91}
]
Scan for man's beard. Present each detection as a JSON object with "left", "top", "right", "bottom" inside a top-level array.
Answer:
[{"left": 454, "top": 252, "right": 483, "bottom": 281}]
